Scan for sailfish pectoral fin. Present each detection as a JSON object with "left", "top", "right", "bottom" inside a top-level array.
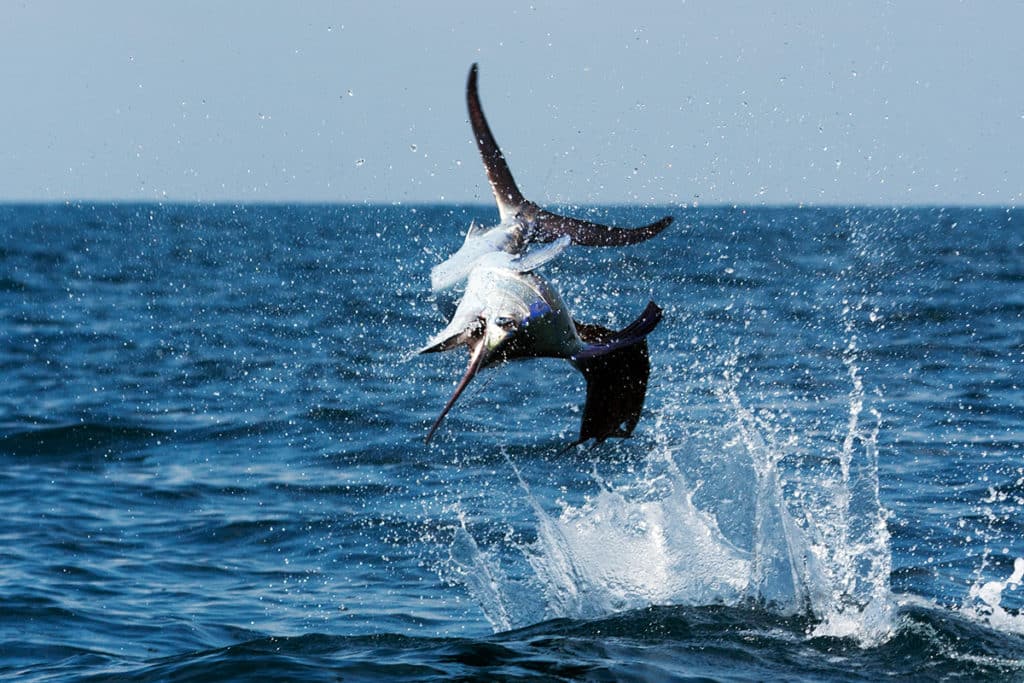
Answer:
[
  {"left": 425, "top": 338, "right": 488, "bottom": 444},
  {"left": 509, "top": 236, "right": 571, "bottom": 273},
  {"left": 467, "top": 63, "right": 525, "bottom": 222},
  {"left": 531, "top": 211, "right": 674, "bottom": 247}
]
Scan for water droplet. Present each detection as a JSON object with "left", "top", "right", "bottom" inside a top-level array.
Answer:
[
  {"left": 409, "top": 144, "right": 417, "bottom": 152},
  {"left": 355, "top": 159, "right": 365, "bottom": 167}
]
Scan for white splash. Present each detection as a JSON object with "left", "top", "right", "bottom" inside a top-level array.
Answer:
[
  {"left": 520, "top": 455, "right": 750, "bottom": 620},
  {"left": 805, "top": 346, "right": 895, "bottom": 645},
  {"left": 718, "top": 366, "right": 811, "bottom": 614},
  {"left": 965, "top": 557, "right": 1024, "bottom": 635},
  {"left": 448, "top": 337, "right": 896, "bottom": 645},
  {"left": 447, "top": 512, "right": 517, "bottom": 632}
]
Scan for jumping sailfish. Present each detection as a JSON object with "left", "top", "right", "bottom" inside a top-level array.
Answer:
[
  {"left": 421, "top": 64, "right": 670, "bottom": 446},
  {"left": 421, "top": 239, "right": 662, "bottom": 446}
]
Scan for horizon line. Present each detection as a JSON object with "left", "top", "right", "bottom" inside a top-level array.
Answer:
[{"left": 0, "top": 199, "right": 1020, "bottom": 211}]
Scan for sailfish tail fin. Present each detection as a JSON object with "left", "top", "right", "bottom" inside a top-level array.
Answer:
[
  {"left": 569, "top": 302, "right": 663, "bottom": 446},
  {"left": 532, "top": 212, "right": 674, "bottom": 247},
  {"left": 468, "top": 64, "right": 674, "bottom": 246},
  {"left": 467, "top": 63, "right": 524, "bottom": 222}
]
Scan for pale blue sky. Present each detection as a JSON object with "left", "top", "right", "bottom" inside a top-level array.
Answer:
[{"left": 2, "top": 2, "right": 1022, "bottom": 205}]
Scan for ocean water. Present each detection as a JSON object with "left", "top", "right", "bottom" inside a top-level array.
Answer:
[{"left": 1, "top": 202, "right": 1022, "bottom": 681}]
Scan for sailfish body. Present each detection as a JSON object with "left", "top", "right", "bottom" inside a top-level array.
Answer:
[
  {"left": 420, "top": 239, "right": 663, "bottom": 446},
  {"left": 430, "top": 64, "right": 674, "bottom": 295}
]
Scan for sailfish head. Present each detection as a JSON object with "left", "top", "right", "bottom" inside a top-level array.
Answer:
[
  {"left": 421, "top": 240, "right": 576, "bottom": 443},
  {"left": 418, "top": 310, "right": 522, "bottom": 444}
]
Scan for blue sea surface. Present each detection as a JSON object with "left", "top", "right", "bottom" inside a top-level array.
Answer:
[{"left": 1, "top": 203, "right": 1023, "bottom": 680}]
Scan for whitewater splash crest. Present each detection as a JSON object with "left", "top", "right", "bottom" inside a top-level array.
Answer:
[{"left": 446, "top": 337, "right": 897, "bottom": 646}]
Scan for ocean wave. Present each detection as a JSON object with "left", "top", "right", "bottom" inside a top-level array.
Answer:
[
  {"left": 10, "top": 604, "right": 1015, "bottom": 682},
  {"left": 0, "top": 422, "right": 168, "bottom": 459}
]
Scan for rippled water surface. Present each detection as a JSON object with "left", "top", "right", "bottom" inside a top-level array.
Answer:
[{"left": 1, "top": 203, "right": 1023, "bottom": 680}]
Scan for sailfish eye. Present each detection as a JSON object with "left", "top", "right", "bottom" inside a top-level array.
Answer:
[{"left": 494, "top": 316, "right": 516, "bottom": 330}]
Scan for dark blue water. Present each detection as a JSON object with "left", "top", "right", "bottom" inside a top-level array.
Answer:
[{"left": 2, "top": 203, "right": 1023, "bottom": 680}]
